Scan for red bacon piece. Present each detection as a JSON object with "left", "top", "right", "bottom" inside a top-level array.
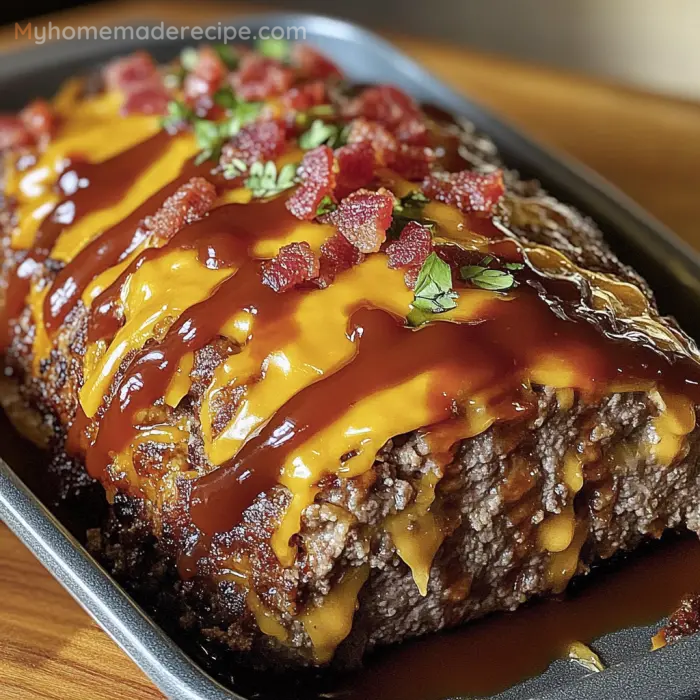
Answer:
[
  {"left": 422, "top": 169, "right": 505, "bottom": 215},
  {"left": 329, "top": 188, "right": 395, "bottom": 254},
  {"left": 122, "top": 88, "right": 170, "bottom": 116},
  {"left": 0, "top": 116, "right": 30, "bottom": 151},
  {"left": 183, "top": 45, "right": 227, "bottom": 105},
  {"left": 145, "top": 177, "right": 217, "bottom": 241},
  {"left": 261, "top": 242, "right": 320, "bottom": 292},
  {"left": 291, "top": 44, "right": 342, "bottom": 81},
  {"left": 286, "top": 146, "right": 336, "bottom": 221},
  {"left": 347, "top": 118, "right": 434, "bottom": 180},
  {"left": 230, "top": 53, "right": 295, "bottom": 101},
  {"left": 104, "top": 51, "right": 159, "bottom": 93},
  {"left": 386, "top": 221, "right": 433, "bottom": 269},
  {"left": 346, "top": 85, "right": 427, "bottom": 145},
  {"left": 220, "top": 119, "right": 288, "bottom": 169},
  {"left": 316, "top": 233, "right": 365, "bottom": 288},
  {"left": 334, "top": 142, "right": 375, "bottom": 199},
  {"left": 280, "top": 80, "right": 328, "bottom": 113},
  {"left": 103, "top": 50, "right": 168, "bottom": 116},
  {"left": 19, "top": 100, "right": 56, "bottom": 145}
]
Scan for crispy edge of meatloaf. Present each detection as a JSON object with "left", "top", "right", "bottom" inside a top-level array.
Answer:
[{"left": 2, "top": 119, "right": 700, "bottom": 672}]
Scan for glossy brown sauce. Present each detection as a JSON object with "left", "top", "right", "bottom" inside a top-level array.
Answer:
[
  {"left": 335, "top": 535, "right": 700, "bottom": 700},
  {"left": 0, "top": 132, "right": 171, "bottom": 348}
]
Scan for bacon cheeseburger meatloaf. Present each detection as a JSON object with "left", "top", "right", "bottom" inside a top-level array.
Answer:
[{"left": 1, "top": 40, "right": 700, "bottom": 670}]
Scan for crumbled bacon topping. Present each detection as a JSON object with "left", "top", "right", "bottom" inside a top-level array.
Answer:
[
  {"left": 386, "top": 221, "right": 433, "bottom": 289},
  {"left": 145, "top": 177, "right": 217, "bottom": 241},
  {"left": 315, "top": 233, "right": 365, "bottom": 288},
  {"left": 183, "top": 46, "right": 227, "bottom": 106},
  {"left": 346, "top": 85, "right": 428, "bottom": 146},
  {"left": 329, "top": 188, "right": 395, "bottom": 254},
  {"left": 19, "top": 100, "right": 56, "bottom": 145},
  {"left": 386, "top": 221, "right": 433, "bottom": 269},
  {"left": 220, "top": 119, "right": 288, "bottom": 170},
  {"left": 334, "top": 142, "right": 375, "bottom": 199},
  {"left": 280, "top": 80, "right": 328, "bottom": 114},
  {"left": 0, "top": 116, "right": 31, "bottom": 151},
  {"left": 261, "top": 241, "right": 320, "bottom": 292},
  {"left": 347, "top": 118, "right": 434, "bottom": 180},
  {"left": 103, "top": 51, "right": 168, "bottom": 116},
  {"left": 291, "top": 44, "right": 342, "bottom": 81},
  {"left": 422, "top": 169, "right": 505, "bottom": 215},
  {"left": 286, "top": 146, "right": 336, "bottom": 221},
  {"left": 230, "top": 53, "right": 295, "bottom": 101}
]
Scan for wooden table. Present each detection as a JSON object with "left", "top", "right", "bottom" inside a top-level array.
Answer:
[{"left": 1, "top": 2, "right": 700, "bottom": 697}]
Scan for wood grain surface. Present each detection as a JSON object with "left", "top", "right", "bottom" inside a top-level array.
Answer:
[{"left": 1, "top": 2, "right": 700, "bottom": 698}]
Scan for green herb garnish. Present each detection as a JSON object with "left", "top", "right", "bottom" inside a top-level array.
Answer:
[
  {"left": 222, "top": 157, "right": 248, "bottom": 180},
  {"left": 407, "top": 252, "right": 458, "bottom": 325},
  {"left": 315, "top": 195, "right": 337, "bottom": 217},
  {"left": 298, "top": 119, "right": 348, "bottom": 150},
  {"left": 180, "top": 46, "right": 199, "bottom": 72},
  {"left": 214, "top": 44, "right": 239, "bottom": 69},
  {"left": 245, "top": 161, "right": 298, "bottom": 198},
  {"left": 161, "top": 100, "right": 193, "bottom": 132},
  {"left": 256, "top": 37, "right": 290, "bottom": 62},
  {"left": 504, "top": 262, "right": 525, "bottom": 271},
  {"left": 460, "top": 263, "right": 516, "bottom": 291},
  {"left": 389, "top": 190, "right": 434, "bottom": 238},
  {"left": 191, "top": 98, "right": 263, "bottom": 165}
]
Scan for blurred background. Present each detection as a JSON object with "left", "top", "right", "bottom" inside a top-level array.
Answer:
[{"left": 1, "top": 0, "right": 699, "bottom": 100}]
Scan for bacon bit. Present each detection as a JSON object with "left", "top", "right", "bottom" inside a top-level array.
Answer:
[
  {"left": 386, "top": 221, "right": 433, "bottom": 269},
  {"left": 145, "top": 177, "right": 217, "bottom": 241},
  {"left": 261, "top": 241, "right": 320, "bottom": 292},
  {"left": 280, "top": 80, "right": 328, "bottom": 113},
  {"left": 19, "top": 100, "right": 56, "bottom": 145},
  {"left": 183, "top": 46, "right": 227, "bottom": 105},
  {"left": 103, "top": 50, "right": 168, "bottom": 116},
  {"left": 334, "top": 142, "right": 375, "bottom": 199},
  {"left": 316, "top": 233, "right": 365, "bottom": 288},
  {"left": 347, "top": 118, "right": 434, "bottom": 180},
  {"left": 403, "top": 265, "right": 421, "bottom": 290},
  {"left": 220, "top": 119, "right": 288, "bottom": 170},
  {"left": 329, "top": 188, "right": 395, "bottom": 254},
  {"left": 346, "top": 85, "right": 427, "bottom": 145},
  {"left": 230, "top": 53, "right": 295, "bottom": 101},
  {"left": 654, "top": 594, "right": 700, "bottom": 649},
  {"left": 423, "top": 169, "right": 505, "bottom": 215},
  {"left": 0, "top": 116, "right": 31, "bottom": 151},
  {"left": 291, "top": 44, "right": 342, "bottom": 81},
  {"left": 104, "top": 51, "right": 158, "bottom": 92},
  {"left": 122, "top": 88, "right": 170, "bottom": 116},
  {"left": 286, "top": 146, "right": 336, "bottom": 221}
]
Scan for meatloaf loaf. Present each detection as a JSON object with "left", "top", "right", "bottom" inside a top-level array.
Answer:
[{"left": 2, "top": 40, "right": 700, "bottom": 672}]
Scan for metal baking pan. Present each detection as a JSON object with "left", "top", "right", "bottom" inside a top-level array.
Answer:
[{"left": 2, "top": 13, "right": 700, "bottom": 700}]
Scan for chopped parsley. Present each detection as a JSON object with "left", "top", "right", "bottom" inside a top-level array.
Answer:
[
  {"left": 161, "top": 100, "right": 193, "bottom": 133},
  {"left": 214, "top": 43, "right": 239, "bottom": 69},
  {"left": 256, "top": 37, "right": 290, "bottom": 62},
  {"left": 222, "top": 157, "right": 249, "bottom": 180},
  {"left": 298, "top": 119, "right": 348, "bottom": 150},
  {"left": 245, "top": 161, "right": 298, "bottom": 199},
  {"left": 187, "top": 96, "right": 263, "bottom": 165},
  {"left": 389, "top": 190, "right": 434, "bottom": 238},
  {"left": 180, "top": 46, "right": 199, "bottom": 72},
  {"left": 315, "top": 195, "right": 336, "bottom": 217},
  {"left": 193, "top": 117, "right": 242, "bottom": 165},
  {"left": 460, "top": 257, "right": 523, "bottom": 291},
  {"left": 407, "top": 252, "right": 458, "bottom": 326}
]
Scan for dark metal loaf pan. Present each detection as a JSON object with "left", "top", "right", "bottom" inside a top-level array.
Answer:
[{"left": 2, "top": 13, "right": 700, "bottom": 700}]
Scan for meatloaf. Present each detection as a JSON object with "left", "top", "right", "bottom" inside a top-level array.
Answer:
[{"left": 1, "top": 40, "right": 700, "bottom": 673}]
